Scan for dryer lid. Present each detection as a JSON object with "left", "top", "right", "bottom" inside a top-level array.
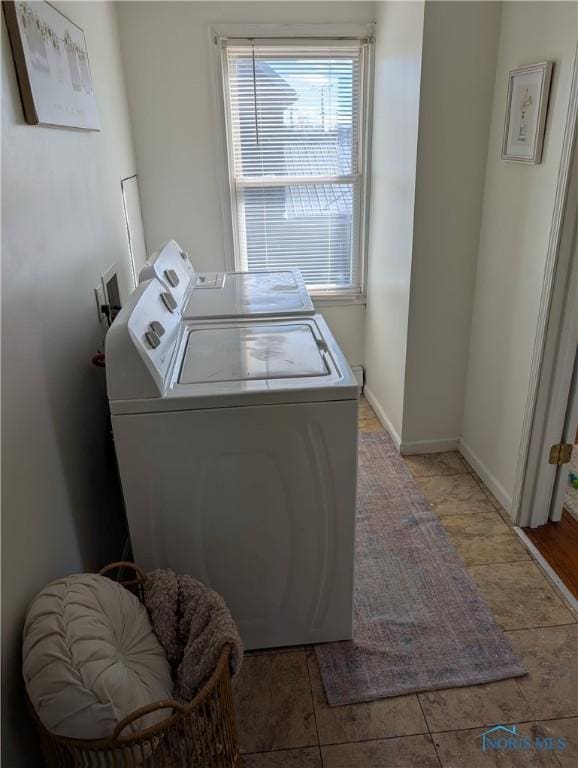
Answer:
[
  {"left": 140, "top": 242, "right": 314, "bottom": 319},
  {"left": 182, "top": 270, "right": 314, "bottom": 319},
  {"left": 179, "top": 323, "right": 329, "bottom": 384}
]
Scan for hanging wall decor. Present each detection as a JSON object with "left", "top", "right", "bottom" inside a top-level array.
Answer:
[
  {"left": 502, "top": 61, "right": 552, "bottom": 164},
  {"left": 3, "top": 1, "right": 100, "bottom": 130}
]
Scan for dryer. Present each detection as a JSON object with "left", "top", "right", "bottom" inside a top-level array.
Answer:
[
  {"left": 106, "top": 278, "right": 358, "bottom": 650},
  {"left": 139, "top": 239, "right": 314, "bottom": 320}
]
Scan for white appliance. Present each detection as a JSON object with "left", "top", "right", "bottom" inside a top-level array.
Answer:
[
  {"left": 106, "top": 278, "right": 358, "bottom": 649},
  {"left": 139, "top": 239, "right": 314, "bottom": 320}
]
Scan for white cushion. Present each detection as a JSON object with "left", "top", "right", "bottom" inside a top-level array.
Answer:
[{"left": 23, "top": 574, "right": 173, "bottom": 740}]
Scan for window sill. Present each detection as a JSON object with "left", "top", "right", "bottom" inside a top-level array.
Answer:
[{"left": 311, "top": 293, "right": 367, "bottom": 308}]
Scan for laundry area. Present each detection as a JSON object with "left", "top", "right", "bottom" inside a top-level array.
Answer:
[
  {"left": 107, "top": 242, "right": 359, "bottom": 650},
  {"left": 2, "top": 2, "right": 578, "bottom": 767}
]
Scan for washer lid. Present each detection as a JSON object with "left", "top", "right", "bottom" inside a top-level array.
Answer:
[
  {"left": 182, "top": 270, "right": 314, "bottom": 319},
  {"left": 109, "top": 314, "right": 358, "bottom": 413},
  {"left": 179, "top": 323, "right": 329, "bottom": 384}
]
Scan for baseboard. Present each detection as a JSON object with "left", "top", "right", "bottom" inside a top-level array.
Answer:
[
  {"left": 363, "top": 386, "right": 402, "bottom": 451},
  {"left": 458, "top": 437, "right": 513, "bottom": 512},
  {"left": 400, "top": 437, "right": 460, "bottom": 456},
  {"left": 363, "top": 387, "right": 460, "bottom": 456}
]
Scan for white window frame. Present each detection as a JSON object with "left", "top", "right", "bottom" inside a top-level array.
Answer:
[{"left": 210, "top": 24, "right": 374, "bottom": 304}]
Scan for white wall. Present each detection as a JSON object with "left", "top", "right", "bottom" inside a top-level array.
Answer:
[
  {"left": 116, "top": 1, "right": 375, "bottom": 366},
  {"left": 363, "top": 0, "right": 425, "bottom": 440},
  {"left": 1, "top": 4, "right": 136, "bottom": 763},
  {"left": 403, "top": 1, "right": 501, "bottom": 448},
  {"left": 364, "top": 1, "right": 500, "bottom": 450},
  {"left": 461, "top": 1, "right": 578, "bottom": 508}
]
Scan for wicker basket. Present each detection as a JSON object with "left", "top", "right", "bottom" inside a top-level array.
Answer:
[{"left": 28, "top": 562, "right": 241, "bottom": 768}]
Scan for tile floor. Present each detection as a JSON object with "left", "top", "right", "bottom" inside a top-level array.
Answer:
[{"left": 234, "top": 397, "right": 578, "bottom": 767}]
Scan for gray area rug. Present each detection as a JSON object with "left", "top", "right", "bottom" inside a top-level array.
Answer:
[{"left": 316, "top": 431, "right": 526, "bottom": 706}]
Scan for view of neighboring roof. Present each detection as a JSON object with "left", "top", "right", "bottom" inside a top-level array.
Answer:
[
  {"left": 284, "top": 136, "right": 353, "bottom": 218},
  {"left": 233, "top": 59, "right": 298, "bottom": 109},
  {"left": 283, "top": 141, "right": 351, "bottom": 177},
  {"left": 285, "top": 182, "right": 352, "bottom": 218}
]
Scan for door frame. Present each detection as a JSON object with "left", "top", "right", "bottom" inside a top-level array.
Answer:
[{"left": 513, "top": 43, "right": 578, "bottom": 528}]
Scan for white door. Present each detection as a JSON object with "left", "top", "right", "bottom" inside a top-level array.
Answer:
[{"left": 549, "top": 349, "right": 578, "bottom": 522}]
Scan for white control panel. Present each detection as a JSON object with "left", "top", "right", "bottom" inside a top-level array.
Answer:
[
  {"left": 106, "top": 279, "right": 181, "bottom": 400},
  {"left": 139, "top": 240, "right": 194, "bottom": 308}
]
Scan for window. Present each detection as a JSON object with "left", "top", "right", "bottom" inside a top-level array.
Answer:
[{"left": 220, "top": 37, "right": 371, "bottom": 297}]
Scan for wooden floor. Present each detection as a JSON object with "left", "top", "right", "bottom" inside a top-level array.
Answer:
[{"left": 524, "top": 509, "right": 578, "bottom": 598}]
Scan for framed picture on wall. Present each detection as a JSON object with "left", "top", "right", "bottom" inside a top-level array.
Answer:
[
  {"left": 502, "top": 61, "right": 552, "bottom": 164},
  {"left": 3, "top": 0, "right": 100, "bottom": 130}
]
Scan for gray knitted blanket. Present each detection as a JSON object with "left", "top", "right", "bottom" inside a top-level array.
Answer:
[{"left": 144, "top": 569, "right": 243, "bottom": 700}]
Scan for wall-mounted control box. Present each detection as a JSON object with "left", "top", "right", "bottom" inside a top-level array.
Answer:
[{"left": 95, "top": 264, "right": 120, "bottom": 324}]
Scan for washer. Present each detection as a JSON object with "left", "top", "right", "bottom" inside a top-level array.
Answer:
[
  {"left": 139, "top": 239, "right": 314, "bottom": 320},
  {"left": 106, "top": 278, "right": 358, "bottom": 650}
]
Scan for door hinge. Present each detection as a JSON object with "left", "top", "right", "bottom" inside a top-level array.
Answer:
[{"left": 548, "top": 443, "right": 573, "bottom": 465}]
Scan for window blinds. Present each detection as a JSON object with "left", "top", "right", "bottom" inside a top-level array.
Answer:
[{"left": 223, "top": 41, "right": 366, "bottom": 293}]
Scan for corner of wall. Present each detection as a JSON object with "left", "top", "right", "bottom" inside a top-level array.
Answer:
[
  {"left": 401, "top": 0, "right": 501, "bottom": 449},
  {"left": 363, "top": 0, "right": 425, "bottom": 443}
]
